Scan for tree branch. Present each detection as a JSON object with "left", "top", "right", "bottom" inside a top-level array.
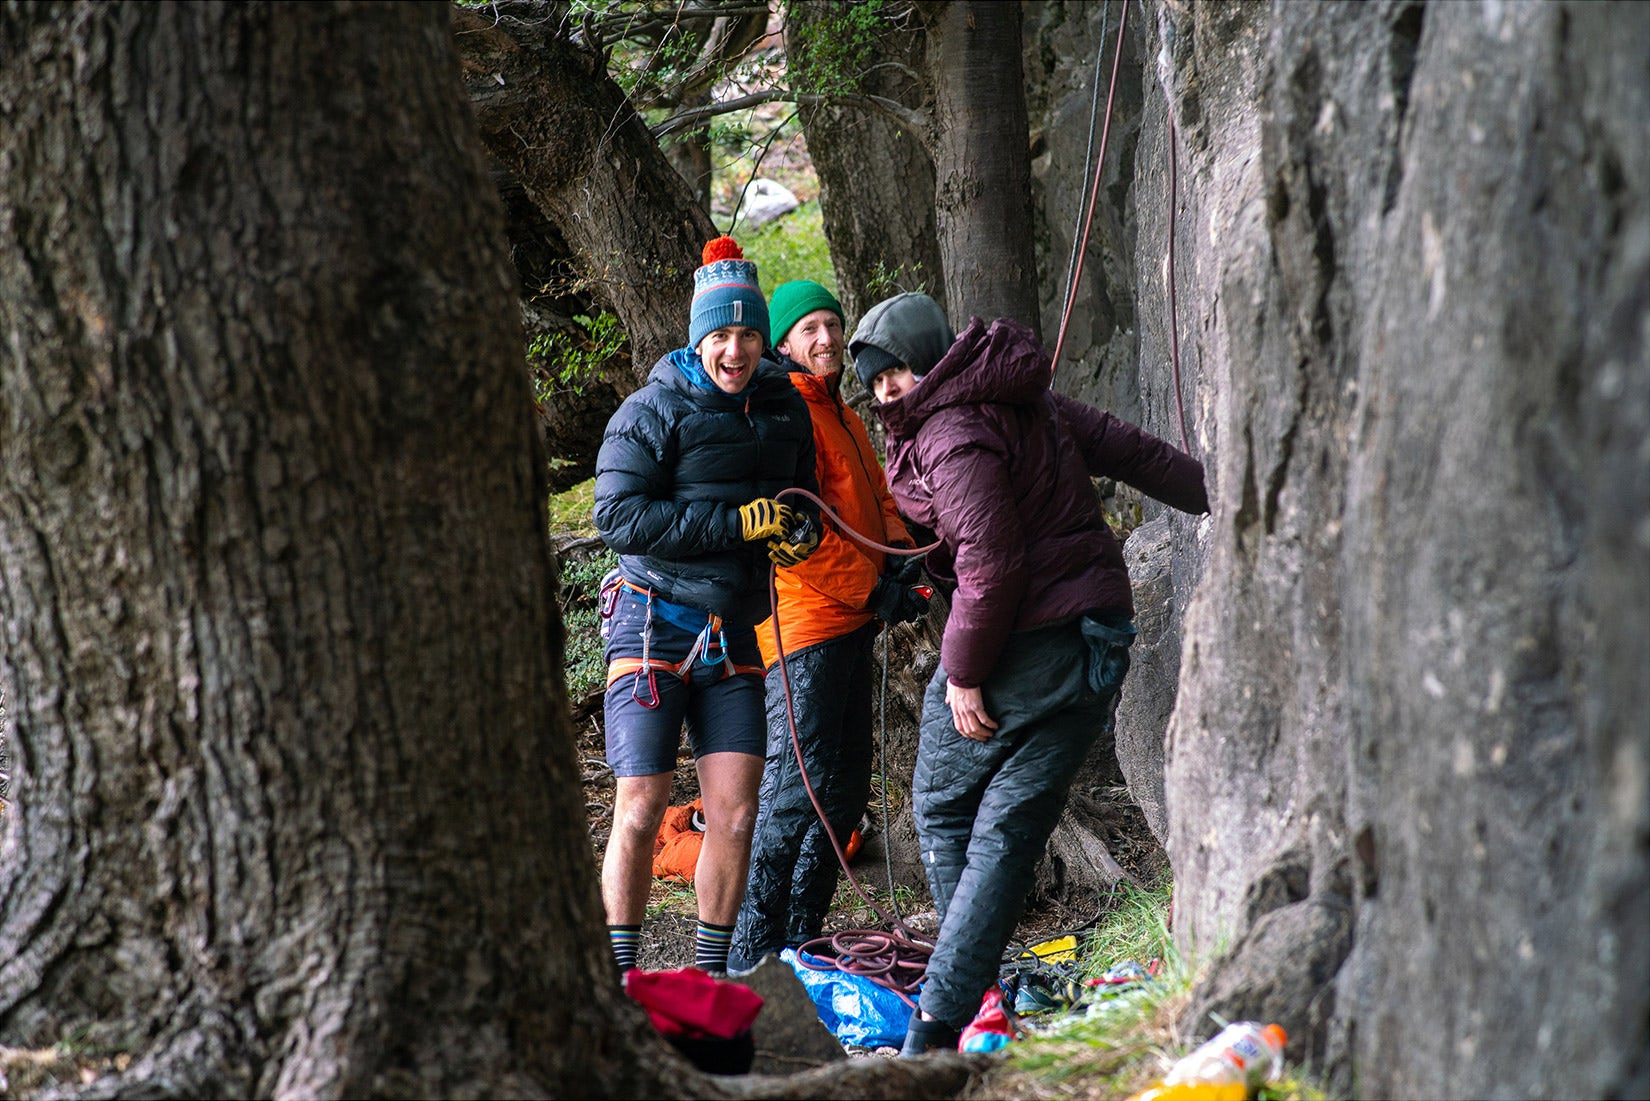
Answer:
[{"left": 652, "top": 88, "right": 928, "bottom": 146}]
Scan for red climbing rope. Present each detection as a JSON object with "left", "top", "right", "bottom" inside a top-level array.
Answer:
[
  {"left": 763, "top": 487, "right": 943, "bottom": 1005},
  {"left": 1166, "top": 111, "right": 1191, "bottom": 454},
  {"left": 1047, "top": 0, "right": 1194, "bottom": 457},
  {"left": 1049, "top": 0, "right": 1129, "bottom": 380}
]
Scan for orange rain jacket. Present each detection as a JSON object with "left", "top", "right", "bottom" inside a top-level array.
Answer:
[{"left": 757, "top": 367, "right": 911, "bottom": 667}]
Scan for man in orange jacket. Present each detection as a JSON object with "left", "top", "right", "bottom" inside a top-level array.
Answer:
[{"left": 726, "top": 281, "right": 931, "bottom": 971}]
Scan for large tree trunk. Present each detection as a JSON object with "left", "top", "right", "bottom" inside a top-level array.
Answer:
[
  {"left": 0, "top": 7, "right": 994, "bottom": 1099},
  {"left": 0, "top": 4, "right": 662, "bottom": 1095},
  {"left": 452, "top": 5, "right": 716, "bottom": 375},
  {"left": 919, "top": 0, "right": 1041, "bottom": 332},
  {"left": 786, "top": 4, "right": 945, "bottom": 328}
]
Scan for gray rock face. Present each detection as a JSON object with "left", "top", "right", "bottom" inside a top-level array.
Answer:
[
  {"left": 1130, "top": 2, "right": 1649, "bottom": 1097},
  {"left": 1025, "top": 0, "right": 1148, "bottom": 425},
  {"left": 720, "top": 954, "right": 848, "bottom": 1074},
  {"left": 1113, "top": 513, "right": 1181, "bottom": 847}
]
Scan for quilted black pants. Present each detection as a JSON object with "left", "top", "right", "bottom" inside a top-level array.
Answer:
[
  {"left": 728, "top": 622, "right": 877, "bottom": 971},
  {"left": 911, "top": 616, "right": 1123, "bottom": 1028}
]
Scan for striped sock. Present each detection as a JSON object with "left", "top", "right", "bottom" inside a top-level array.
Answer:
[
  {"left": 695, "top": 920, "right": 735, "bottom": 972},
  {"left": 608, "top": 924, "right": 641, "bottom": 973}
]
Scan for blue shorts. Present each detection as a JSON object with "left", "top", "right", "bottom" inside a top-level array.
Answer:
[{"left": 602, "top": 591, "right": 765, "bottom": 777}]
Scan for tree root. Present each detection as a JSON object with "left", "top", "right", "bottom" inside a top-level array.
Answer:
[{"left": 712, "top": 1052, "right": 995, "bottom": 1100}]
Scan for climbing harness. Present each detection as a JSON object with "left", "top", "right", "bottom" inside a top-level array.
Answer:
[{"left": 600, "top": 573, "right": 764, "bottom": 709}]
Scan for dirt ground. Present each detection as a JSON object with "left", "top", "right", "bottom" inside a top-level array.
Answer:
[{"left": 574, "top": 708, "right": 1129, "bottom": 973}]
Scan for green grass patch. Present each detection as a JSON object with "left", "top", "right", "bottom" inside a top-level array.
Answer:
[
  {"left": 1076, "top": 878, "right": 1175, "bottom": 982},
  {"left": 997, "top": 879, "right": 1186, "bottom": 1089},
  {"left": 982, "top": 878, "right": 1334, "bottom": 1099},
  {"left": 646, "top": 878, "right": 697, "bottom": 921},
  {"left": 744, "top": 201, "right": 835, "bottom": 295},
  {"left": 549, "top": 476, "right": 598, "bottom": 538}
]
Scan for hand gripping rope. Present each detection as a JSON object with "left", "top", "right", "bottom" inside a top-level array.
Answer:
[{"left": 767, "top": 486, "right": 942, "bottom": 1007}]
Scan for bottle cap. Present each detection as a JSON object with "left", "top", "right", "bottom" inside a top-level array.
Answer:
[{"left": 1264, "top": 1024, "right": 1288, "bottom": 1048}]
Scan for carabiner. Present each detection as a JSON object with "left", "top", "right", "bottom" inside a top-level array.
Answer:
[
  {"left": 697, "top": 622, "right": 729, "bottom": 668},
  {"left": 631, "top": 589, "right": 661, "bottom": 708},
  {"left": 631, "top": 665, "right": 661, "bottom": 710}
]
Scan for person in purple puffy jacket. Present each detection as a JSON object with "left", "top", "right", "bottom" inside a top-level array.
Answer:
[{"left": 849, "top": 292, "right": 1210, "bottom": 1056}]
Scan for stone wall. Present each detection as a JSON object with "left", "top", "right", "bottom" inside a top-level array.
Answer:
[{"left": 1134, "top": 2, "right": 1648, "bottom": 1096}]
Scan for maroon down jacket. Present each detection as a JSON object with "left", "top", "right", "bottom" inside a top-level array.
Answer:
[{"left": 875, "top": 317, "right": 1208, "bottom": 687}]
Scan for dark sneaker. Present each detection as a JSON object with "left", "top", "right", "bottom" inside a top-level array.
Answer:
[{"left": 899, "top": 1015, "right": 961, "bottom": 1057}]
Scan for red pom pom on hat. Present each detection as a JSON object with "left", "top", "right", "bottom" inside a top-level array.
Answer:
[{"left": 702, "top": 236, "right": 744, "bottom": 264}]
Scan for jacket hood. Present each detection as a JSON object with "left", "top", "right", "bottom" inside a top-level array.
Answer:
[
  {"left": 875, "top": 317, "right": 1051, "bottom": 439},
  {"left": 653, "top": 346, "right": 789, "bottom": 400},
  {"left": 848, "top": 292, "right": 954, "bottom": 388}
]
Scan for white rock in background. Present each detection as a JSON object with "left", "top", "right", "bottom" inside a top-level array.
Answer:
[{"left": 735, "top": 178, "right": 800, "bottom": 230}]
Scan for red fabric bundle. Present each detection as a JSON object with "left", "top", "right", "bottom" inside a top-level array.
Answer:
[{"left": 624, "top": 966, "right": 765, "bottom": 1040}]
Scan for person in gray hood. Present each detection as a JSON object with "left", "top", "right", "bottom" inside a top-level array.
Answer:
[{"left": 850, "top": 292, "right": 1210, "bottom": 1055}]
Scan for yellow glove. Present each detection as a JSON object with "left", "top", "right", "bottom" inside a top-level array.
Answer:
[
  {"left": 768, "top": 521, "right": 821, "bottom": 568},
  {"left": 739, "top": 498, "right": 795, "bottom": 542}
]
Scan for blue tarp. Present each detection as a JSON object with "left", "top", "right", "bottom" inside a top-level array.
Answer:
[{"left": 780, "top": 947, "right": 915, "bottom": 1049}]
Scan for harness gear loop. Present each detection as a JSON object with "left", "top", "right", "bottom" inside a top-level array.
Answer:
[
  {"left": 634, "top": 583, "right": 661, "bottom": 709},
  {"left": 603, "top": 575, "right": 763, "bottom": 701}
]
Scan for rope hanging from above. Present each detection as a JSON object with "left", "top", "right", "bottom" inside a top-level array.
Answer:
[{"left": 1047, "top": 0, "right": 1193, "bottom": 456}]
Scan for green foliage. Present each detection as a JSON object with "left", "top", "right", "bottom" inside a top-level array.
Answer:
[
  {"left": 744, "top": 201, "right": 835, "bottom": 294},
  {"left": 574, "top": 1, "right": 715, "bottom": 106},
  {"left": 550, "top": 477, "right": 612, "bottom": 704},
  {"left": 549, "top": 476, "right": 599, "bottom": 538},
  {"left": 865, "top": 257, "right": 932, "bottom": 300},
  {"left": 529, "top": 312, "right": 625, "bottom": 402},
  {"left": 557, "top": 539, "right": 617, "bottom": 705},
  {"left": 784, "top": 0, "right": 888, "bottom": 97}
]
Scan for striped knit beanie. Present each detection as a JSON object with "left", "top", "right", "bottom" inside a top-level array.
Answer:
[{"left": 689, "top": 236, "right": 770, "bottom": 351}]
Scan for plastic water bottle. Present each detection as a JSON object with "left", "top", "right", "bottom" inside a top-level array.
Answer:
[{"left": 1128, "top": 1021, "right": 1288, "bottom": 1101}]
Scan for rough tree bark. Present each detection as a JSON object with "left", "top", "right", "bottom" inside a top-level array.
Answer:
[
  {"left": 0, "top": 6, "right": 992, "bottom": 1098},
  {"left": 452, "top": 4, "right": 717, "bottom": 375},
  {"left": 0, "top": 4, "right": 664, "bottom": 1096},
  {"left": 785, "top": 3, "right": 945, "bottom": 327},
  {"left": 917, "top": 0, "right": 1042, "bottom": 333}
]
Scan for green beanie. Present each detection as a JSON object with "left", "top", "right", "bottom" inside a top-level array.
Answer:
[{"left": 768, "top": 280, "right": 844, "bottom": 349}]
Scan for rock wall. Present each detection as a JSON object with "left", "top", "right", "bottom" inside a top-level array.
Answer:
[
  {"left": 1134, "top": 1, "right": 1648, "bottom": 1096},
  {"left": 1026, "top": 0, "right": 1147, "bottom": 425},
  {"left": 1023, "top": 1, "right": 1207, "bottom": 872}
]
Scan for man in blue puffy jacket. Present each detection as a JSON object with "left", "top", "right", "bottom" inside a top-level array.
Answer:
[{"left": 593, "top": 237, "right": 820, "bottom": 975}]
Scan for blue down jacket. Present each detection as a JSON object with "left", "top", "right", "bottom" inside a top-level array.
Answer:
[{"left": 594, "top": 347, "right": 819, "bottom": 626}]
